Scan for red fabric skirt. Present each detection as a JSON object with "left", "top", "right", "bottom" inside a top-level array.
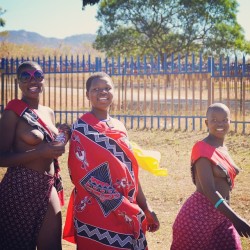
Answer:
[
  {"left": 0, "top": 166, "right": 54, "bottom": 249},
  {"left": 171, "top": 191, "right": 242, "bottom": 250}
]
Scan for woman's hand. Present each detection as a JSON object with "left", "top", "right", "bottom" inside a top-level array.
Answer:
[
  {"left": 144, "top": 208, "right": 160, "bottom": 232},
  {"left": 38, "top": 142, "right": 66, "bottom": 159},
  {"left": 233, "top": 216, "right": 250, "bottom": 238},
  {"left": 57, "top": 123, "right": 71, "bottom": 138}
]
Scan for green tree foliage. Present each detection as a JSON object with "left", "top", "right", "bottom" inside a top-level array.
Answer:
[
  {"left": 82, "top": 0, "right": 100, "bottom": 9},
  {"left": 0, "top": 7, "right": 6, "bottom": 27},
  {"left": 93, "top": 0, "right": 250, "bottom": 57},
  {"left": 0, "top": 6, "right": 9, "bottom": 57}
]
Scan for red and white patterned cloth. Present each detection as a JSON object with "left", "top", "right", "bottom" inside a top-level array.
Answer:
[
  {"left": 0, "top": 99, "right": 64, "bottom": 249},
  {"left": 63, "top": 112, "right": 148, "bottom": 250},
  {"left": 4, "top": 99, "right": 64, "bottom": 205}
]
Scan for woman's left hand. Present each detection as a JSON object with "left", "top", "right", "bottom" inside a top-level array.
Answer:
[
  {"left": 144, "top": 209, "right": 160, "bottom": 232},
  {"left": 57, "top": 123, "right": 72, "bottom": 138}
]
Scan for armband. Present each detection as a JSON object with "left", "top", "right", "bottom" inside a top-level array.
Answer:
[{"left": 215, "top": 198, "right": 224, "bottom": 209}]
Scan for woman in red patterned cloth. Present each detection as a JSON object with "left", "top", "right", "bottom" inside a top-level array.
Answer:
[
  {"left": 63, "top": 72, "right": 159, "bottom": 249},
  {"left": 171, "top": 103, "right": 250, "bottom": 250},
  {"left": 0, "top": 61, "right": 70, "bottom": 250}
]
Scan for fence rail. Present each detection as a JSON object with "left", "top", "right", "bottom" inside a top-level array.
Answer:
[
  {"left": 1, "top": 53, "right": 250, "bottom": 77},
  {"left": 54, "top": 111, "right": 250, "bottom": 134}
]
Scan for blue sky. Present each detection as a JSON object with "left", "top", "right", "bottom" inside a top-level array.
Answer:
[{"left": 0, "top": 0, "right": 249, "bottom": 40}]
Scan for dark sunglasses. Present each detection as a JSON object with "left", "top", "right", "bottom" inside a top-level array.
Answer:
[{"left": 19, "top": 70, "right": 44, "bottom": 83}]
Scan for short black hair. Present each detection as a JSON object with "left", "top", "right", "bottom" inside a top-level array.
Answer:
[
  {"left": 206, "top": 103, "right": 230, "bottom": 117},
  {"left": 17, "top": 61, "right": 42, "bottom": 79},
  {"left": 86, "top": 72, "right": 113, "bottom": 92}
]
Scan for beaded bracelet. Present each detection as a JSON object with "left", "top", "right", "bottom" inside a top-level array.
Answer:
[{"left": 215, "top": 198, "right": 224, "bottom": 209}]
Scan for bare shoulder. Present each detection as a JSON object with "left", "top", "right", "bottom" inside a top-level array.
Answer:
[
  {"left": 40, "top": 105, "right": 54, "bottom": 114},
  {"left": 39, "top": 105, "right": 55, "bottom": 117},
  {"left": 111, "top": 117, "right": 128, "bottom": 134},
  {"left": 0, "top": 110, "right": 19, "bottom": 126},
  {"left": 37, "top": 105, "right": 56, "bottom": 126}
]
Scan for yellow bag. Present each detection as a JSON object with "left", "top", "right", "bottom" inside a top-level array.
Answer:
[{"left": 131, "top": 141, "right": 167, "bottom": 176}]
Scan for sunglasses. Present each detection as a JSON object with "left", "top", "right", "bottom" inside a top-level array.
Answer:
[{"left": 19, "top": 70, "right": 44, "bottom": 83}]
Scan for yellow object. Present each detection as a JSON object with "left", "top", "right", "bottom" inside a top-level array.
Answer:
[{"left": 131, "top": 141, "right": 168, "bottom": 176}]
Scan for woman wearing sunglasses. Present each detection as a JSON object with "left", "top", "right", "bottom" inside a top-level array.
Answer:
[{"left": 0, "top": 61, "right": 69, "bottom": 250}]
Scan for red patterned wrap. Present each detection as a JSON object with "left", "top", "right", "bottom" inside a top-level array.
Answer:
[
  {"left": 0, "top": 166, "right": 54, "bottom": 249},
  {"left": 63, "top": 113, "right": 148, "bottom": 250},
  {"left": 0, "top": 99, "right": 65, "bottom": 249},
  {"left": 4, "top": 99, "right": 64, "bottom": 205},
  {"left": 191, "top": 141, "right": 238, "bottom": 189},
  {"left": 171, "top": 191, "right": 242, "bottom": 250},
  {"left": 171, "top": 141, "right": 241, "bottom": 250}
]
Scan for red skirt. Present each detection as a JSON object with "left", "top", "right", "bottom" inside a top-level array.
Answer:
[
  {"left": 0, "top": 166, "right": 54, "bottom": 249},
  {"left": 171, "top": 191, "right": 242, "bottom": 250}
]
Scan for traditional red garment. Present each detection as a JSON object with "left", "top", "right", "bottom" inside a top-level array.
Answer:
[
  {"left": 0, "top": 166, "right": 54, "bottom": 249},
  {"left": 4, "top": 99, "right": 64, "bottom": 205},
  {"left": 0, "top": 99, "right": 64, "bottom": 249},
  {"left": 171, "top": 141, "right": 241, "bottom": 250},
  {"left": 63, "top": 112, "right": 148, "bottom": 250},
  {"left": 171, "top": 191, "right": 242, "bottom": 250},
  {"left": 191, "top": 140, "right": 238, "bottom": 189}
]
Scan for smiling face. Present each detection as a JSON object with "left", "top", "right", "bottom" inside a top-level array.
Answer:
[
  {"left": 18, "top": 62, "right": 44, "bottom": 100},
  {"left": 86, "top": 75, "right": 114, "bottom": 114},
  {"left": 205, "top": 104, "right": 230, "bottom": 139}
]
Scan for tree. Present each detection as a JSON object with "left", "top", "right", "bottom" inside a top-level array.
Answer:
[
  {"left": 0, "top": 7, "right": 6, "bottom": 27},
  {"left": 82, "top": 0, "right": 100, "bottom": 9},
  {"left": 0, "top": 6, "right": 9, "bottom": 57},
  {"left": 93, "top": 0, "right": 250, "bottom": 57}
]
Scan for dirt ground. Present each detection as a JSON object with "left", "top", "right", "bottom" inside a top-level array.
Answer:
[
  {"left": 0, "top": 130, "right": 250, "bottom": 250},
  {"left": 61, "top": 130, "right": 250, "bottom": 250}
]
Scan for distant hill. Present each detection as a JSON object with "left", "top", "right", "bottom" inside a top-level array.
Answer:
[{"left": 0, "top": 30, "right": 97, "bottom": 48}]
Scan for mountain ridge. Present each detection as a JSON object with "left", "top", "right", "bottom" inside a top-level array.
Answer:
[{"left": 0, "top": 30, "right": 97, "bottom": 48}]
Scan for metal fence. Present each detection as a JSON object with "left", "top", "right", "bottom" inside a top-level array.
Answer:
[
  {"left": 1, "top": 54, "right": 250, "bottom": 133},
  {"left": 1, "top": 53, "right": 250, "bottom": 77}
]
